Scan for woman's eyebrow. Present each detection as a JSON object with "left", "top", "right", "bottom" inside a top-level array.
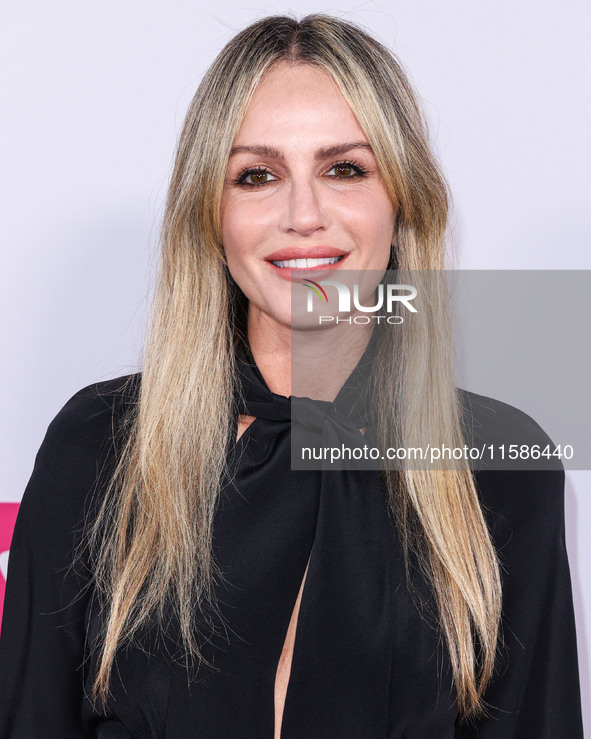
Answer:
[
  {"left": 229, "top": 141, "right": 373, "bottom": 161},
  {"left": 229, "top": 144, "right": 283, "bottom": 159},
  {"left": 314, "top": 142, "right": 373, "bottom": 160}
]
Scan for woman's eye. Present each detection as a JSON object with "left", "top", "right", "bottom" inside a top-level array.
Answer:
[
  {"left": 239, "top": 169, "right": 276, "bottom": 186},
  {"left": 326, "top": 162, "right": 367, "bottom": 179}
]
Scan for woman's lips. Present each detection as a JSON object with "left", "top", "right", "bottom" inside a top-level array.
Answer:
[
  {"left": 266, "top": 252, "right": 349, "bottom": 281},
  {"left": 265, "top": 246, "right": 348, "bottom": 261}
]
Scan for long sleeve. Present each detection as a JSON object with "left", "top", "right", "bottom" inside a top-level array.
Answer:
[
  {"left": 455, "top": 468, "right": 584, "bottom": 738},
  {"left": 0, "top": 379, "right": 133, "bottom": 738}
]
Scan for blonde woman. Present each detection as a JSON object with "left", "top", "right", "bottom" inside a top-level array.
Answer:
[{"left": 0, "top": 14, "right": 583, "bottom": 738}]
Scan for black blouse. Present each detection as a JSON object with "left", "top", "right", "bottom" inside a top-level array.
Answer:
[{"left": 0, "top": 340, "right": 584, "bottom": 738}]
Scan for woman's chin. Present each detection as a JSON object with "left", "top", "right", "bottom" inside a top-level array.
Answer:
[{"left": 252, "top": 307, "right": 334, "bottom": 333}]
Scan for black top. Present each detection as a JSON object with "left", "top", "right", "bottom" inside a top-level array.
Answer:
[{"left": 0, "top": 341, "right": 583, "bottom": 738}]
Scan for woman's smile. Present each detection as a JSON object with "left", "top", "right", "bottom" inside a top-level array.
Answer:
[{"left": 265, "top": 246, "right": 350, "bottom": 281}]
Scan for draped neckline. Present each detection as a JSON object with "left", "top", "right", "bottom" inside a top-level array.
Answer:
[{"left": 233, "top": 327, "right": 379, "bottom": 432}]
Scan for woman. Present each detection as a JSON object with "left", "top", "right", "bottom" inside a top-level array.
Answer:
[{"left": 0, "top": 14, "right": 583, "bottom": 738}]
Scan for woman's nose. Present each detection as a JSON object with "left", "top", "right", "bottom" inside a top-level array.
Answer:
[{"left": 280, "top": 178, "right": 330, "bottom": 236}]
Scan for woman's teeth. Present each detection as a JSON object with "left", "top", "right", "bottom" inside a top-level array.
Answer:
[{"left": 271, "top": 255, "right": 345, "bottom": 269}]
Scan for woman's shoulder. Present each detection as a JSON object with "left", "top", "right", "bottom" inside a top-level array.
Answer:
[
  {"left": 52, "top": 372, "right": 141, "bottom": 425},
  {"left": 21, "top": 373, "right": 142, "bottom": 524},
  {"left": 457, "top": 386, "right": 567, "bottom": 497},
  {"left": 457, "top": 388, "right": 567, "bottom": 546},
  {"left": 457, "top": 387, "right": 559, "bottom": 455},
  {"left": 39, "top": 372, "right": 142, "bottom": 462}
]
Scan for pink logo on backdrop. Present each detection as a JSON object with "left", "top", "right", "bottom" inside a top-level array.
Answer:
[{"left": 0, "top": 503, "right": 20, "bottom": 627}]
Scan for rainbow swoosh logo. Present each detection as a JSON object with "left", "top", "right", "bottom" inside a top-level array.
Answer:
[{"left": 302, "top": 279, "right": 329, "bottom": 303}]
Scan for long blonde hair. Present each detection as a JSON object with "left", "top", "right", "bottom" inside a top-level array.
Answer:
[{"left": 85, "top": 14, "right": 501, "bottom": 719}]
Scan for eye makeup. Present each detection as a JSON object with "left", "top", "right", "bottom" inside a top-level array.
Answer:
[{"left": 230, "top": 159, "right": 370, "bottom": 188}]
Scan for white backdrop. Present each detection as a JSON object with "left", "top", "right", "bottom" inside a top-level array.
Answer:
[{"left": 1, "top": 0, "right": 589, "bottom": 728}]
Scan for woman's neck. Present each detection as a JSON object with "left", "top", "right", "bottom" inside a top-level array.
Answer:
[{"left": 247, "top": 305, "right": 374, "bottom": 401}]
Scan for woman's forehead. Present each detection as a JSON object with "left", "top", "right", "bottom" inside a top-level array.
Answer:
[{"left": 232, "top": 64, "right": 367, "bottom": 154}]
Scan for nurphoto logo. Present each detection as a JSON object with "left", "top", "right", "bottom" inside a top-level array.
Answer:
[{"left": 303, "top": 279, "right": 418, "bottom": 325}]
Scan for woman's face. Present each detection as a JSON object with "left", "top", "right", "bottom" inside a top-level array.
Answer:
[{"left": 221, "top": 62, "right": 397, "bottom": 331}]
